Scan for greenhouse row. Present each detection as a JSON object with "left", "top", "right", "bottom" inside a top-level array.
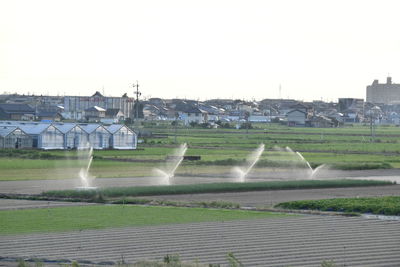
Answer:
[{"left": 0, "top": 121, "right": 137, "bottom": 150}]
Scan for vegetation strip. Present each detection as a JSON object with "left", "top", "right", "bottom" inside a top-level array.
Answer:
[
  {"left": 0, "top": 205, "right": 286, "bottom": 235},
  {"left": 41, "top": 179, "right": 393, "bottom": 199},
  {"left": 276, "top": 196, "right": 400, "bottom": 216}
]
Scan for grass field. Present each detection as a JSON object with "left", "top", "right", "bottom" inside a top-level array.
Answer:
[
  {"left": 0, "top": 205, "right": 287, "bottom": 235},
  {"left": 1, "top": 123, "right": 400, "bottom": 181},
  {"left": 276, "top": 196, "right": 400, "bottom": 216}
]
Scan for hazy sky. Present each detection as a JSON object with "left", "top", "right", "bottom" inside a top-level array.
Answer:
[{"left": 1, "top": 0, "right": 400, "bottom": 101}]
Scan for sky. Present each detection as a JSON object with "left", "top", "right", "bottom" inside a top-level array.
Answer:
[{"left": 1, "top": 0, "right": 400, "bottom": 101}]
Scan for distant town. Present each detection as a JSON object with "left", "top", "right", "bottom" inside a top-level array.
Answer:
[{"left": 1, "top": 76, "right": 400, "bottom": 128}]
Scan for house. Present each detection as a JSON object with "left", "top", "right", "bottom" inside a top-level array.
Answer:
[
  {"left": 198, "top": 104, "right": 223, "bottom": 122},
  {"left": 0, "top": 126, "right": 32, "bottom": 149},
  {"left": 84, "top": 106, "right": 106, "bottom": 122},
  {"left": 287, "top": 109, "right": 307, "bottom": 126},
  {"left": 342, "top": 108, "right": 361, "bottom": 123},
  {"left": 289, "top": 103, "right": 312, "bottom": 114},
  {"left": 106, "top": 124, "right": 137, "bottom": 149},
  {"left": 143, "top": 104, "right": 161, "bottom": 120},
  {"left": 102, "top": 109, "right": 125, "bottom": 124},
  {"left": 79, "top": 124, "right": 111, "bottom": 149},
  {"left": 308, "top": 115, "right": 335, "bottom": 128},
  {"left": 0, "top": 104, "right": 35, "bottom": 120},
  {"left": 36, "top": 110, "right": 63, "bottom": 122},
  {"left": 248, "top": 114, "right": 270, "bottom": 123},
  {"left": 177, "top": 106, "right": 207, "bottom": 125}
]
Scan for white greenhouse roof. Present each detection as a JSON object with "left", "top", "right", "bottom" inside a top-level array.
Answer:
[
  {"left": 0, "top": 126, "right": 17, "bottom": 137},
  {"left": 18, "top": 124, "right": 53, "bottom": 135},
  {"left": 106, "top": 124, "right": 124, "bottom": 133},
  {"left": 53, "top": 123, "right": 79, "bottom": 133},
  {"left": 78, "top": 124, "right": 100, "bottom": 133}
]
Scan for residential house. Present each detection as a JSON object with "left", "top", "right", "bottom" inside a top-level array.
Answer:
[
  {"left": 37, "top": 110, "right": 63, "bottom": 122},
  {"left": 102, "top": 109, "right": 125, "bottom": 124},
  {"left": 0, "top": 104, "right": 35, "bottom": 120},
  {"left": 177, "top": 106, "right": 207, "bottom": 125},
  {"left": 248, "top": 114, "right": 270, "bottom": 123},
  {"left": 143, "top": 104, "right": 162, "bottom": 120},
  {"left": 84, "top": 106, "right": 106, "bottom": 122},
  {"left": 287, "top": 109, "right": 307, "bottom": 126},
  {"left": 308, "top": 115, "right": 335, "bottom": 128}
]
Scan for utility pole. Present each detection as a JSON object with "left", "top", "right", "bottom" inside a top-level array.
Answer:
[
  {"left": 174, "top": 112, "right": 179, "bottom": 144},
  {"left": 370, "top": 113, "right": 373, "bottom": 143},
  {"left": 132, "top": 81, "right": 141, "bottom": 123}
]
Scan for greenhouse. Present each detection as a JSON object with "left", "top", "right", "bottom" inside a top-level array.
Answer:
[
  {"left": 107, "top": 124, "right": 137, "bottom": 149},
  {"left": 0, "top": 126, "right": 32, "bottom": 149},
  {"left": 0, "top": 121, "right": 137, "bottom": 150},
  {"left": 19, "top": 124, "right": 65, "bottom": 150},
  {"left": 79, "top": 124, "right": 111, "bottom": 149},
  {"left": 54, "top": 123, "right": 89, "bottom": 149}
]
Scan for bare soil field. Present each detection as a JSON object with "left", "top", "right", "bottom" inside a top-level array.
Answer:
[{"left": 1, "top": 215, "right": 399, "bottom": 266}]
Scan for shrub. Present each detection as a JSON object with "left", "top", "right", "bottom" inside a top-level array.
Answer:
[{"left": 276, "top": 196, "right": 400, "bottom": 216}]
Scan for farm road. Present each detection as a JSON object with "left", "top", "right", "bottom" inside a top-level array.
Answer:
[{"left": 0, "top": 215, "right": 399, "bottom": 266}]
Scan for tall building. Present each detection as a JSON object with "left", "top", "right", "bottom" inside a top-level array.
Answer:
[
  {"left": 63, "top": 91, "right": 134, "bottom": 120},
  {"left": 366, "top": 77, "right": 400, "bottom": 104}
]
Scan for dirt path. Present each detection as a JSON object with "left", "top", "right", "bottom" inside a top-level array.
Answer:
[{"left": 0, "top": 199, "right": 96, "bottom": 211}]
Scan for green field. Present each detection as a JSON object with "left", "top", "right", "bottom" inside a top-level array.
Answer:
[
  {"left": 1, "top": 123, "right": 400, "bottom": 181},
  {"left": 276, "top": 196, "right": 400, "bottom": 216},
  {"left": 42, "top": 179, "right": 393, "bottom": 200},
  {"left": 0, "top": 205, "right": 286, "bottom": 235}
]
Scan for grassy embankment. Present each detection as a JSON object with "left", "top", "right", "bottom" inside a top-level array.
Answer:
[
  {"left": 0, "top": 205, "right": 287, "bottom": 235},
  {"left": 276, "top": 196, "right": 400, "bottom": 216},
  {"left": 1, "top": 124, "right": 400, "bottom": 181}
]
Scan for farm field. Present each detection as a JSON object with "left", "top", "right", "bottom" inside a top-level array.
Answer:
[
  {"left": 1, "top": 123, "right": 400, "bottom": 266},
  {"left": 1, "top": 215, "right": 399, "bottom": 266},
  {"left": 0, "top": 205, "right": 285, "bottom": 235},
  {"left": 1, "top": 123, "right": 400, "bottom": 181}
]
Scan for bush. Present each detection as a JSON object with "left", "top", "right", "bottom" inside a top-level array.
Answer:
[
  {"left": 189, "top": 121, "right": 198, "bottom": 127},
  {"left": 239, "top": 122, "right": 253, "bottom": 129},
  {"left": 276, "top": 196, "right": 400, "bottom": 216}
]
